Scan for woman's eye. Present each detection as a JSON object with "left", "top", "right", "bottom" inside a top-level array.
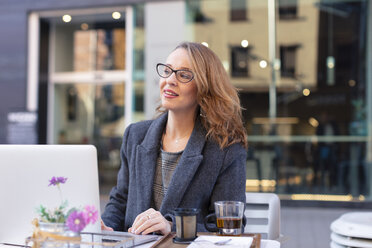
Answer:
[
  {"left": 179, "top": 72, "right": 192, "bottom": 79},
  {"left": 163, "top": 68, "right": 172, "bottom": 75}
]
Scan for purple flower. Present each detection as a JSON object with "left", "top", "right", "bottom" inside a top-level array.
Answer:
[
  {"left": 66, "top": 210, "right": 87, "bottom": 232},
  {"left": 48, "top": 177, "right": 68, "bottom": 186},
  {"left": 83, "top": 205, "right": 98, "bottom": 224}
]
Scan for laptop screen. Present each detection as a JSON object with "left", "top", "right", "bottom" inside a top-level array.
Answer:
[{"left": 0, "top": 145, "right": 101, "bottom": 244}]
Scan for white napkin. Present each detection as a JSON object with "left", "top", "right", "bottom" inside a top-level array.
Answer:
[{"left": 187, "top": 235, "right": 253, "bottom": 248}]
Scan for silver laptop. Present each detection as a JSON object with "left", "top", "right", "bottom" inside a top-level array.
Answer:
[
  {"left": 93, "top": 230, "right": 159, "bottom": 247},
  {"left": 0, "top": 145, "right": 101, "bottom": 244},
  {"left": 0, "top": 145, "right": 159, "bottom": 247}
]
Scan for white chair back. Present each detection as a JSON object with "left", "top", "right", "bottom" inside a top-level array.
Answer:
[
  {"left": 330, "top": 212, "right": 372, "bottom": 248},
  {"left": 244, "top": 192, "right": 281, "bottom": 240}
]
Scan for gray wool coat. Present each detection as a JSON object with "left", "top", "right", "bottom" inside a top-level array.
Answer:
[{"left": 101, "top": 113, "right": 247, "bottom": 232}]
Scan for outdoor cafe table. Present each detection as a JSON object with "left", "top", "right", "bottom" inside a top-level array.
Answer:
[{"left": 136, "top": 232, "right": 281, "bottom": 248}]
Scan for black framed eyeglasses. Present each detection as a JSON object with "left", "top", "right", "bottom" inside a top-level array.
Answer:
[{"left": 156, "top": 63, "right": 194, "bottom": 83}]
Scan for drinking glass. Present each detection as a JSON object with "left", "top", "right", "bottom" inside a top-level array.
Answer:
[{"left": 204, "top": 201, "right": 245, "bottom": 236}]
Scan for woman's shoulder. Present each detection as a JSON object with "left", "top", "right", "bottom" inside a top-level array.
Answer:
[
  {"left": 130, "top": 119, "right": 153, "bottom": 129},
  {"left": 204, "top": 139, "right": 247, "bottom": 161},
  {"left": 222, "top": 142, "right": 247, "bottom": 161},
  {"left": 124, "top": 113, "right": 167, "bottom": 145},
  {"left": 126, "top": 119, "right": 154, "bottom": 136},
  {"left": 206, "top": 138, "right": 246, "bottom": 152}
]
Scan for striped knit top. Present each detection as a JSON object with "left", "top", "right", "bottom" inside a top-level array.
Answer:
[{"left": 152, "top": 148, "right": 183, "bottom": 210}]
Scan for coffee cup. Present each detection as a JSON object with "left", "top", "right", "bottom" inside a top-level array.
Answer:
[
  {"left": 173, "top": 208, "right": 199, "bottom": 243},
  {"left": 204, "top": 201, "right": 244, "bottom": 236}
]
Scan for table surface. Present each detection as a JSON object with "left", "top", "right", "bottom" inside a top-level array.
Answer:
[
  {"left": 136, "top": 237, "right": 281, "bottom": 248},
  {"left": 0, "top": 241, "right": 280, "bottom": 248},
  {"left": 0, "top": 235, "right": 280, "bottom": 248}
]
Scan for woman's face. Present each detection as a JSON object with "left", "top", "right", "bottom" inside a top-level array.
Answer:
[{"left": 159, "top": 48, "right": 198, "bottom": 115}]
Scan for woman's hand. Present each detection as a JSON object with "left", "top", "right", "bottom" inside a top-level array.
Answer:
[
  {"left": 128, "top": 208, "right": 172, "bottom": 235},
  {"left": 101, "top": 219, "right": 114, "bottom": 231}
]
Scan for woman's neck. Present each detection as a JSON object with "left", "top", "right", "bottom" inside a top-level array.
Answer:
[
  {"left": 166, "top": 110, "right": 196, "bottom": 139},
  {"left": 161, "top": 110, "right": 196, "bottom": 152}
]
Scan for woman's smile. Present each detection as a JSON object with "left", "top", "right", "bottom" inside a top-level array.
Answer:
[{"left": 163, "top": 89, "right": 179, "bottom": 98}]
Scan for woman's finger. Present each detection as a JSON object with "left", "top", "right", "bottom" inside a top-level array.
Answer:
[
  {"left": 130, "top": 209, "right": 156, "bottom": 233},
  {"left": 141, "top": 216, "right": 171, "bottom": 235},
  {"left": 101, "top": 220, "right": 113, "bottom": 231},
  {"left": 133, "top": 217, "right": 158, "bottom": 235},
  {"left": 140, "top": 222, "right": 165, "bottom": 235},
  {"left": 132, "top": 209, "right": 152, "bottom": 226},
  {"left": 132, "top": 212, "right": 159, "bottom": 234},
  {"left": 134, "top": 215, "right": 171, "bottom": 235}
]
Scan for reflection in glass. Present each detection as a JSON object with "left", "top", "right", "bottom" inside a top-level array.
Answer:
[
  {"left": 186, "top": 0, "right": 369, "bottom": 199},
  {"left": 73, "top": 28, "right": 125, "bottom": 71},
  {"left": 52, "top": 12, "right": 125, "bottom": 73},
  {"left": 54, "top": 83, "right": 125, "bottom": 183},
  {"left": 132, "top": 4, "right": 145, "bottom": 122},
  {"left": 49, "top": 7, "right": 145, "bottom": 189}
]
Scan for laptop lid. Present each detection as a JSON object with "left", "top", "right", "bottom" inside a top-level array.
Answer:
[{"left": 0, "top": 145, "right": 101, "bottom": 244}]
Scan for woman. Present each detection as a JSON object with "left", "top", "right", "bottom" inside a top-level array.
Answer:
[{"left": 101, "top": 42, "right": 247, "bottom": 235}]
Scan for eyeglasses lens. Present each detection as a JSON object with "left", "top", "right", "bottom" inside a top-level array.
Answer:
[
  {"left": 177, "top": 71, "right": 193, "bottom": 83},
  {"left": 156, "top": 64, "right": 194, "bottom": 83},
  {"left": 156, "top": 64, "right": 169, "bottom": 78}
]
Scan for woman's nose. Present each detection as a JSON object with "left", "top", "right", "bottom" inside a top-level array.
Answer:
[{"left": 165, "top": 72, "right": 178, "bottom": 85}]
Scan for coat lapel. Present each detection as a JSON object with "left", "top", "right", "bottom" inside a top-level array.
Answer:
[
  {"left": 160, "top": 117, "right": 206, "bottom": 213},
  {"left": 135, "top": 113, "right": 168, "bottom": 211}
]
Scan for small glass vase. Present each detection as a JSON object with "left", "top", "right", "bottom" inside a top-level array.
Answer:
[
  {"left": 38, "top": 222, "right": 79, "bottom": 248},
  {"left": 39, "top": 222, "right": 67, "bottom": 234}
]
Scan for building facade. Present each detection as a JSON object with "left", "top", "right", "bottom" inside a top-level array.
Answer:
[{"left": 0, "top": 0, "right": 371, "bottom": 204}]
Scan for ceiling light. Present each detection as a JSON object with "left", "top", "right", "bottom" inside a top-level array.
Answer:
[
  {"left": 62, "top": 15, "right": 72, "bottom": 23},
  {"left": 112, "top": 12, "right": 121, "bottom": 20},
  {"left": 241, "top": 40, "right": 249, "bottom": 48},
  {"left": 303, "top": 88, "right": 310, "bottom": 96},
  {"left": 259, "top": 60, "right": 267, "bottom": 68}
]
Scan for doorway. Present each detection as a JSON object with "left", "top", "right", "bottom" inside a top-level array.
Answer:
[{"left": 29, "top": 7, "right": 134, "bottom": 186}]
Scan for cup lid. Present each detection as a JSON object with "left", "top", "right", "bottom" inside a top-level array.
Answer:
[{"left": 173, "top": 208, "right": 199, "bottom": 216}]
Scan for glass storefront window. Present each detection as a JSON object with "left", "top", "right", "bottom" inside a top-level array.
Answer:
[
  {"left": 47, "top": 11, "right": 127, "bottom": 187},
  {"left": 186, "top": 0, "right": 369, "bottom": 199},
  {"left": 50, "top": 12, "right": 126, "bottom": 73},
  {"left": 41, "top": 6, "right": 145, "bottom": 189},
  {"left": 133, "top": 4, "right": 146, "bottom": 122},
  {"left": 54, "top": 83, "right": 125, "bottom": 183}
]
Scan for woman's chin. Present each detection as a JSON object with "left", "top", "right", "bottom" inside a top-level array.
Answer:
[{"left": 161, "top": 100, "right": 176, "bottom": 110}]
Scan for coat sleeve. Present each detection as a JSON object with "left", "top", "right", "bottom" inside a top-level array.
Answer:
[
  {"left": 101, "top": 124, "right": 132, "bottom": 231},
  {"left": 210, "top": 143, "right": 246, "bottom": 202},
  {"left": 208, "top": 144, "right": 247, "bottom": 224}
]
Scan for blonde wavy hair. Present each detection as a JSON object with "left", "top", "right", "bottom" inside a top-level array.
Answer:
[{"left": 168, "top": 42, "right": 248, "bottom": 149}]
